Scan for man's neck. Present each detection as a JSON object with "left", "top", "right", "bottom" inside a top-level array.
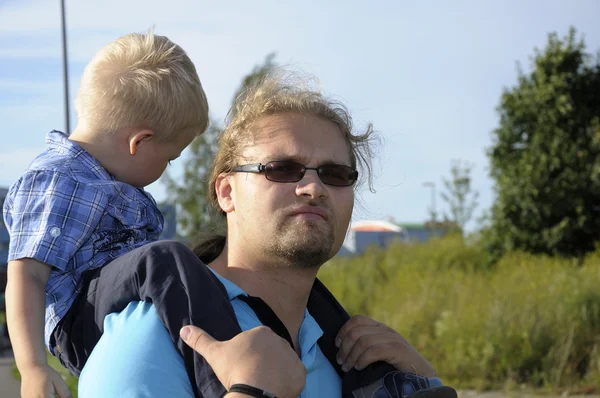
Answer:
[{"left": 209, "top": 245, "right": 319, "bottom": 355}]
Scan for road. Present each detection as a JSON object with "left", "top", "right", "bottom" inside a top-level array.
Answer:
[{"left": 0, "top": 349, "right": 19, "bottom": 398}]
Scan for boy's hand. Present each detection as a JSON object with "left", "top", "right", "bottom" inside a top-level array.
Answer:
[{"left": 20, "top": 364, "right": 73, "bottom": 398}]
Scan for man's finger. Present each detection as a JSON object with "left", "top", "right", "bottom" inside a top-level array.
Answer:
[{"left": 180, "top": 325, "right": 217, "bottom": 359}]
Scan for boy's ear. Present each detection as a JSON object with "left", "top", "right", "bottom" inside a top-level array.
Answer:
[{"left": 129, "top": 129, "right": 155, "bottom": 155}]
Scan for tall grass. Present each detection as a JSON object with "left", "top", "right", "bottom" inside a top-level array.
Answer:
[{"left": 319, "top": 234, "right": 600, "bottom": 391}]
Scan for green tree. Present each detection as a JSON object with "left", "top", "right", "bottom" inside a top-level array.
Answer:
[
  {"left": 231, "top": 52, "right": 276, "bottom": 104},
  {"left": 161, "top": 122, "right": 223, "bottom": 241},
  {"left": 485, "top": 27, "right": 600, "bottom": 260},
  {"left": 162, "top": 54, "right": 277, "bottom": 242},
  {"left": 440, "top": 159, "right": 479, "bottom": 233}
]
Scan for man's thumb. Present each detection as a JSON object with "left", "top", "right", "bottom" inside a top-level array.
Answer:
[{"left": 180, "top": 325, "right": 216, "bottom": 357}]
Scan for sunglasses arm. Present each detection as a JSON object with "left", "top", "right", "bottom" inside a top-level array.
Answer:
[{"left": 231, "top": 163, "right": 265, "bottom": 173}]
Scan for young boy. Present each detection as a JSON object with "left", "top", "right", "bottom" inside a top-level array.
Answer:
[{"left": 3, "top": 30, "right": 209, "bottom": 398}]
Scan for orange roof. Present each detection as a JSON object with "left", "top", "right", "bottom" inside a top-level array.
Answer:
[
  {"left": 353, "top": 225, "right": 397, "bottom": 232},
  {"left": 350, "top": 220, "right": 403, "bottom": 233}
]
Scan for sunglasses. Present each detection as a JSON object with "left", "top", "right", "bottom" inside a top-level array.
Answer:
[{"left": 231, "top": 160, "right": 358, "bottom": 187}]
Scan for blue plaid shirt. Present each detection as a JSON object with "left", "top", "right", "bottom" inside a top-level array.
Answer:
[{"left": 3, "top": 130, "right": 163, "bottom": 352}]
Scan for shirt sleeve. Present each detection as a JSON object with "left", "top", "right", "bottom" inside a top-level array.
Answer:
[
  {"left": 78, "top": 301, "right": 194, "bottom": 398},
  {"left": 4, "top": 170, "right": 108, "bottom": 270}
]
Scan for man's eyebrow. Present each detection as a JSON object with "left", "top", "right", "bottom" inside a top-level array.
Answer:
[
  {"left": 265, "top": 154, "right": 305, "bottom": 162},
  {"left": 266, "top": 154, "right": 349, "bottom": 165}
]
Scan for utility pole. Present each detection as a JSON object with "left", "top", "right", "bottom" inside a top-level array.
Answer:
[
  {"left": 60, "top": 0, "right": 70, "bottom": 134},
  {"left": 423, "top": 181, "right": 437, "bottom": 238}
]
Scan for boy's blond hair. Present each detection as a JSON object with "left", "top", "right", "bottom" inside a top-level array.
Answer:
[{"left": 75, "top": 30, "right": 209, "bottom": 141}]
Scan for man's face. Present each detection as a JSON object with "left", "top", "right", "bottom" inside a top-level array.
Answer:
[{"left": 224, "top": 112, "right": 355, "bottom": 269}]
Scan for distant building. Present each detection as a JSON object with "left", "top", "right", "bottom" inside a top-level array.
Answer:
[
  {"left": 336, "top": 219, "right": 454, "bottom": 256},
  {"left": 398, "top": 223, "right": 443, "bottom": 243},
  {"left": 338, "top": 220, "right": 409, "bottom": 256}
]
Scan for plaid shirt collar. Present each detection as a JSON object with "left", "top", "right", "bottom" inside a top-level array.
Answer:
[{"left": 46, "top": 130, "right": 114, "bottom": 181}]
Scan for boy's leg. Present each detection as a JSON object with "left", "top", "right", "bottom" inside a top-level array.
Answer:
[{"left": 51, "top": 240, "right": 237, "bottom": 397}]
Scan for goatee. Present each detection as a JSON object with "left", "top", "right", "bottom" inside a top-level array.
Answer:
[{"left": 269, "top": 220, "right": 334, "bottom": 268}]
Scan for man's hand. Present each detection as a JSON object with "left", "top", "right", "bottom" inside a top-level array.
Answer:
[
  {"left": 180, "top": 325, "right": 306, "bottom": 398},
  {"left": 20, "top": 364, "right": 72, "bottom": 398},
  {"left": 335, "top": 315, "right": 437, "bottom": 377}
]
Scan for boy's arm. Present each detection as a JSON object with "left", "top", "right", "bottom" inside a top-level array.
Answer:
[{"left": 6, "top": 258, "right": 51, "bottom": 370}]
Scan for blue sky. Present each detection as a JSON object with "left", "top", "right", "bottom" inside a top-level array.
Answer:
[{"left": 1, "top": 0, "right": 599, "bottom": 232}]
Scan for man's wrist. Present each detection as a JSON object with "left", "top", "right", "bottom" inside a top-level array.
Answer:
[{"left": 226, "top": 384, "right": 277, "bottom": 398}]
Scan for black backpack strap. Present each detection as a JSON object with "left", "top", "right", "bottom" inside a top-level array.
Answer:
[
  {"left": 237, "top": 295, "right": 295, "bottom": 349},
  {"left": 306, "top": 278, "right": 347, "bottom": 377},
  {"left": 308, "top": 278, "right": 397, "bottom": 396}
]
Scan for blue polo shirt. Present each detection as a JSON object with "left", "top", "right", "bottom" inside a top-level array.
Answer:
[{"left": 78, "top": 270, "right": 342, "bottom": 397}]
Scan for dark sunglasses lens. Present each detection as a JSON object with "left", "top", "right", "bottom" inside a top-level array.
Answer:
[
  {"left": 265, "top": 161, "right": 304, "bottom": 182},
  {"left": 318, "top": 165, "right": 357, "bottom": 186}
]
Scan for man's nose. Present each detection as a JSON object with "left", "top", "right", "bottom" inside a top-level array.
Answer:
[{"left": 295, "top": 170, "right": 328, "bottom": 199}]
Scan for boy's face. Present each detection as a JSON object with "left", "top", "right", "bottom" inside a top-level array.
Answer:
[{"left": 123, "top": 129, "right": 197, "bottom": 188}]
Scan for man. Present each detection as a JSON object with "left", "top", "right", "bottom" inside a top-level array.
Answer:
[{"left": 76, "top": 70, "right": 456, "bottom": 398}]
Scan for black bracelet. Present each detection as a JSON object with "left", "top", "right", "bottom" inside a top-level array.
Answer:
[{"left": 227, "top": 383, "right": 278, "bottom": 398}]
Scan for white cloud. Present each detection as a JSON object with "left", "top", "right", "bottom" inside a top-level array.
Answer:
[
  {"left": 0, "top": 103, "right": 62, "bottom": 125},
  {"left": 0, "top": 79, "right": 61, "bottom": 91},
  {"left": 0, "top": 47, "right": 60, "bottom": 59},
  {"left": 0, "top": 0, "right": 60, "bottom": 34},
  {"left": 0, "top": 0, "right": 224, "bottom": 35}
]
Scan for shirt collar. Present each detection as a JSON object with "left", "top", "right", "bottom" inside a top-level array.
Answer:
[
  {"left": 46, "top": 130, "right": 114, "bottom": 181},
  {"left": 208, "top": 266, "right": 247, "bottom": 300},
  {"left": 207, "top": 266, "right": 324, "bottom": 351},
  {"left": 298, "top": 309, "right": 323, "bottom": 356}
]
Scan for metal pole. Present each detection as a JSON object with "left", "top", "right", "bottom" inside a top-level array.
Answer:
[{"left": 60, "top": 0, "right": 70, "bottom": 134}]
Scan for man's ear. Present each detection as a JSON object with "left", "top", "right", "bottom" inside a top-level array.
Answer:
[
  {"left": 215, "top": 174, "right": 235, "bottom": 213},
  {"left": 129, "top": 129, "right": 155, "bottom": 156}
]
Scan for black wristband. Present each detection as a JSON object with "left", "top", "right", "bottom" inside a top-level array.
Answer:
[{"left": 227, "top": 383, "right": 278, "bottom": 398}]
